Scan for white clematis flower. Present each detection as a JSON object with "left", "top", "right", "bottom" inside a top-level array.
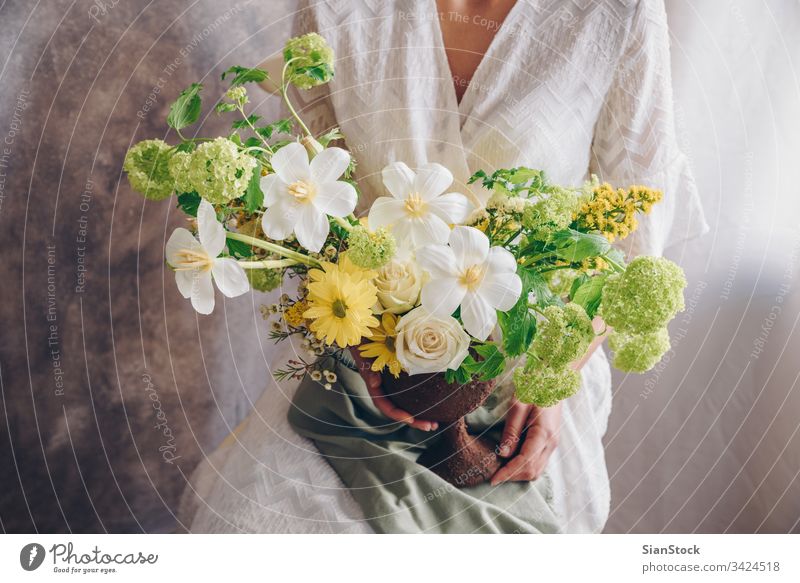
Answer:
[
  {"left": 368, "top": 161, "right": 472, "bottom": 249},
  {"left": 260, "top": 142, "right": 356, "bottom": 252},
  {"left": 418, "top": 226, "right": 522, "bottom": 341},
  {"left": 166, "top": 199, "right": 249, "bottom": 315}
]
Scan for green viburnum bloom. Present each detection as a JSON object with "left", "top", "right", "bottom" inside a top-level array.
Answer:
[
  {"left": 283, "top": 33, "right": 334, "bottom": 89},
  {"left": 123, "top": 139, "right": 175, "bottom": 200},
  {"left": 532, "top": 303, "right": 595, "bottom": 368},
  {"left": 521, "top": 187, "right": 580, "bottom": 240},
  {"left": 514, "top": 364, "right": 582, "bottom": 407},
  {"left": 225, "top": 86, "right": 248, "bottom": 106},
  {"left": 246, "top": 268, "right": 283, "bottom": 292},
  {"left": 600, "top": 256, "right": 687, "bottom": 334},
  {"left": 609, "top": 328, "right": 670, "bottom": 373},
  {"left": 187, "top": 138, "right": 257, "bottom": 204},
  {"left": 347, "top": 225, "right": 396, "bottom": 269},
  {"left": 168, "top": 151, "right": 194, "bottom": 193}
]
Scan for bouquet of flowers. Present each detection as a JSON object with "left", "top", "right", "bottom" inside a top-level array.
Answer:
[{"left": 124, "top": 32, "right": 687, "bottom": 414}]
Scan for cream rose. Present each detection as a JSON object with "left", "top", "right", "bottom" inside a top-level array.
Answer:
[
  {"left": 395, "top": 307, "right": 470, "bottom": 375},
  {"left": 374, "top": 256, "right": 424, "bottom": 314}
]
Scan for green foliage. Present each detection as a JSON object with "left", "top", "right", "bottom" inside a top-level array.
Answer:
[
  {"left": 167, "top": 83, "right": 202, "bottom": 130},
  {"left": 176, "top": 192, "right": 201, "bottom": 217},
  {"left": 221, "top": 66, "right": 269, "bottom": 87},
  {"left": 226, "top": 237, "right": 254, "bottom": 259},
  {"left": 498, "top": 268, "right": 538, "bottom": 357},
  {"left": 571, "top": 274, "right": 607, "bottom": 318},
  {"left": 551, "top": 229, "right": 611, "bottom": 263},
  {"left": 255, "top": 118, "right": 294, "bottom": 140},
  {"left": 232, "top": 114, "right": 262, "bottom": 130},
  {"left": 243, "top": 165, "right": 264, "bottom": 212},
  {"left": 445, "top": 344, "right": 506, "bottom": 384},
  {"left": 469, "top": 167, "right": 549, "bottom": 196}
]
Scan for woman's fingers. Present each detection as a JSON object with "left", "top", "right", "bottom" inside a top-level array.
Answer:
[
  {"left": 498, "top": 400, "right": 530, "bottom": 457},
  {"left": 491, "top": 405, "right": 561, "bottom": 485},
  {"left": 490, "top": 427, "right": 549, "bottom": 485}
]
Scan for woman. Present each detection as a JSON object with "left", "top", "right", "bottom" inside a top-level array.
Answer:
[{"left": 179, "top": 0, "right": 707, "bottom": 533}]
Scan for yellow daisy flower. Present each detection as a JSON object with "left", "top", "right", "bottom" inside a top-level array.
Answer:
[
  {"left": 359, "top": 313, "right": 402, "bottom": 378},
  {"left": 303, "top": 261, "right": 379, "bottom": 347}
]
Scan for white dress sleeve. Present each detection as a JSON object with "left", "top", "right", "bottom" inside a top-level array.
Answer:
[{"left": 589, "top": 0, "right": 709, "bottom": 257}]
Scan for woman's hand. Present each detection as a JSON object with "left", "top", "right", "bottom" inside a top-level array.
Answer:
[
  {"left": 490, "top": 399, "right": 562, "bottom": 485},
  {"left": 350, "top": 350, "right": 438, "bottom": 431}
]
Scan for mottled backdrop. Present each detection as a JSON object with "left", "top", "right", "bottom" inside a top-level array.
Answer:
[{"left": 0, "top": 0, "right": 293, "bottom": 533}]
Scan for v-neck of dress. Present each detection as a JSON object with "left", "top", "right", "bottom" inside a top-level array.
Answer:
[{"left": 429, "top": 0, "right": 523, "bottom": 119}]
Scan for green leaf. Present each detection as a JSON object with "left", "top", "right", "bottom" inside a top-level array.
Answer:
[
  {"left": 215, "top": 102, "right": 237, "bottom": 114},
  {"left": 571, "top": 274, "right": 607, "bottom": 318},
  {"left": 221, "top": 66, "right": 269, "bottom": 86},
  {"left": 167, "top": 83, "right": 202, "bottom": 130},
  {"left": 445, "top": 365, "right": 472, "bottom": 385},
  {"left": 498, "top": 268, "right": 538, "bottom": 356},
  {"left": 255, "top": 118, "right": 294, "bottom": 140},
  {"left": 462, "top": 344, "right": 506, "bottom": 382},
  {"left": 226, "top": 237, "right": 253, "bottom": 259},
  {"left": 232, "top": 114, "right": 262, "bottom": 129},
  {"left": 605, "top": 246, "right": 626, "bottom": 268},
  {"left": 176, "top": 192, "right": 201, "bottom": 216},
  {"left": 569, "top": 273, "right": 591, "bottom": 299},
  {"left": 528, "top": 269, "right": 562, "bottom": 308},
  {"left": 552, "top": 229, "right": 611, "bottom": 263},
  {"left": 243, "top": 166, "right": 263, "bottom": 212}
]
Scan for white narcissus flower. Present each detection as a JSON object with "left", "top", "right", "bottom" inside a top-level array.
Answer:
[
  {"left": 260, "top": 142, "right": 356, "bottom": 253},
  {"left": 368, "top": 161, "right": 472, "bottom": 249},
  {"left": 165, "top": 199, "right": 249, "bottom": 314},
  {"left": 395, "top": 306, "right": 471, "bottom": 375},
  {"left": 418, "top": 226, "right": 522, "bottom": 341}
]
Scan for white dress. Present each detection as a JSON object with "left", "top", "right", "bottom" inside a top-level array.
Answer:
[{"left": 178, "top": 0, "right": 707, "bottom": 533}]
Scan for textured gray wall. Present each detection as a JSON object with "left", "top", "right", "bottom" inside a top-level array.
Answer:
[{"left": 0, "top": 0, "right": 293, "bottom": 533}]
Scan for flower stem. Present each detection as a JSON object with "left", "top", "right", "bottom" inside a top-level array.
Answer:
[
  {"left": 225, "top": 231, "right": 320, "bottom": 266},
  {"left": 522, "top": 250, "right": 557, "bottom": 266},
  {"left": 332, "top": 215, "right": 353, "bottom": 232},
  {"left": 238, "top": 106, "right": 274, "bottom": 153},
  {"left": 238, "top": 259, "right": 298, "bottom": 269},
  {"left": 281, "top": 59, "right": 313, "bottom": 137}
]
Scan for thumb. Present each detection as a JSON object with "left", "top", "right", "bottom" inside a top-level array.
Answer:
[{"left": 499, "top": 401, "right": 530, "bottom": 457}]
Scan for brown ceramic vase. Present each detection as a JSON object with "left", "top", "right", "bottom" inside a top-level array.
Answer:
[{"left": 381, "top": 372, "right": 502, "bottom": 488}]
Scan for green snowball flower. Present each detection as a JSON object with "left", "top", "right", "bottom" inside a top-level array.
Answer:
[
  {"left": 609, "top": 328, "right": 670, "bottom": 373},
  {"left": 187, "top": 138, "right": 257, "bottom": 204},
  {"left": 600, "top": 256, "right": 687, "bottom": 334},
  {"left": 283, "top": 33, "right": 334, "bottom": 89},
  {"left": 168, "top": 151, "right": 194, "bottom": 193},
  {"left": 514, "top": 365, "right": 581, "bottom": 407},
  {"left": 225, "top": 86, "right": 248, "bottom": 106},
  {"left": 247, "top": 268, "right": 283, "bottom": 292},
  {"left": 347, "top": 225, "right": 396, "bottom": 269},
  {"left": 123, "top": 139, "right": 175, "bottom": 200},
  {"left": 532, "top": 303, "right": 595, "bottom": 368},
  {"left": 521, "top": 187, "right": 580, "bottom": 240}
]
